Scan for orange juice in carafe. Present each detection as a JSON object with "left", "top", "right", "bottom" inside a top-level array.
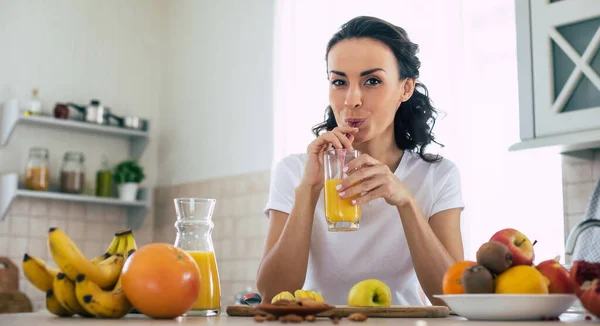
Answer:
[
  {"left": 173, "top": 198, "right": 221, "bottom": 316},
  {"left": 187, "top": 251, "right": 221, "bottom": 311}
]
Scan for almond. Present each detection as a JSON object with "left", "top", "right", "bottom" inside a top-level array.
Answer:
[
  {"left": 254, "top": 315, "right": 267, "bottom": 323},
  {"left": 305, "top": 315, "right": 316, "bottom": 322},
  {"left": 347, "top": 313, "right": 368, "bottom": 322}
]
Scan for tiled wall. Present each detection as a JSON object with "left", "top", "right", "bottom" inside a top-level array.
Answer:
[
  {"left": 561, "top": 150, "right": 600, "bottom": 263},
  {"left": 153, "top": 170, "right": 271, "bottom": 308},
  {"left": 0, "top": 199, "right": 154, "bottom": 311}
]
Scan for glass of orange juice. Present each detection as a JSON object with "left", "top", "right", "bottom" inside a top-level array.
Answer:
[
  {"left": 324, "top": 149, "right": 361, "bottom": 231},
  {"left": 174, "top": 198, "right": 221, "bottom": 316}
]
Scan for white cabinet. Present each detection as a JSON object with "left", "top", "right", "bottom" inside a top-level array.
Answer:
[{"left": 511, "top": 0, "right": 600, "bottom": 155}]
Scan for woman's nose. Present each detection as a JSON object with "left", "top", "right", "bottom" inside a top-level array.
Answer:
[{"left": 344, "top": 86, "right": 362, "bottom": 109}]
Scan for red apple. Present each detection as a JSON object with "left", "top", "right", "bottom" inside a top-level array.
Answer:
[
  {"left": 536, "top": 258, "right": 575, "bottom": 294},
  {"left": 489, "top": 228, "right": 536, "bottom": 266}
]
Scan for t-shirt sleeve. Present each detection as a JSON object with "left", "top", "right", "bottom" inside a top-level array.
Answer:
[
  {"left": 430, "top": 161, "right": 465, "bottom": 218},
  {"left": 263, "top": 156, "right": 300, "bottom": 218}
]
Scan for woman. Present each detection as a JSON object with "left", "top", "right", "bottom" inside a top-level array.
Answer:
[{"left": 256, "top": 16, "right": 464, "bottom": 307}]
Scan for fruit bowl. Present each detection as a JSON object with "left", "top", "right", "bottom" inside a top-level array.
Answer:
[{"left": 433, "top": 294, "right": 578, "bottom": 321}]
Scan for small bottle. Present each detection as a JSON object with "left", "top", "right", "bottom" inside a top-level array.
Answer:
[
  {"left": 96, "top": 156, "right": 112, "bottom": 197},
  {"left": 25, "top": 88, "right": 42, "bottom": 116}
]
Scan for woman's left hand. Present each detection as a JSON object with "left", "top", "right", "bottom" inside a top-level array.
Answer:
[{"left": 337, "top": 154, "right": 413, "bottom": 207}]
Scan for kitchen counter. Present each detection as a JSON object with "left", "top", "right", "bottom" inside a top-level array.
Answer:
[{"left": 0, "top": 311, "right": 595, "bottom": 325}]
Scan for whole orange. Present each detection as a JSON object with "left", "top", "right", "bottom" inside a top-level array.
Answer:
[
  {"left": 495, "top": 265, "right": 549, "bottom": 294},
  {"left": 121, "top": 243, "right": 200, "bottom": 319},
  {"left": 442, "top": 261, "right": 477, "bottom": 294}
]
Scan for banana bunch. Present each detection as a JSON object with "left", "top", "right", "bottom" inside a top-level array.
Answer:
[
  {"left": 22, "top": 228, "right": 137, "bottom": 318},
  {"left": 271, "top": 290, "right": 325, "bottom": 303}
]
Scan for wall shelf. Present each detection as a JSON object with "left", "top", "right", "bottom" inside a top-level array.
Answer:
[
  {"left": 0, "top": 103, "right": 149, "bottom": 159},
  {"left": 0, "top": 173, "right": 150, "bottom": 229},
  {"left": 509, "top": 128, "right": 600, "bottom": 160}
]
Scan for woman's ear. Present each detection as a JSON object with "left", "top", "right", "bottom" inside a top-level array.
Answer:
[{"left": 399, "top": 78, "right": 416, "bottom": 103}]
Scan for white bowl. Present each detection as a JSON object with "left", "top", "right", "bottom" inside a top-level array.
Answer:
[{"left": 433, "top": 294, "right": 578, "bottom": 321}]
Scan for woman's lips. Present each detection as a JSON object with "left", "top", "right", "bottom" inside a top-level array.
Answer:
[{"left": 345, "top": 118, "right": 366, "bottom": 128}]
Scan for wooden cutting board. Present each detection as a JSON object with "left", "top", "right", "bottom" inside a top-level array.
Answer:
[{"left": 226, "top": 305, "right": 450, "bottom": 318}]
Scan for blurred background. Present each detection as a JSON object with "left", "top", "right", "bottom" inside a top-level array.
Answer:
[{"left": 1, "top": 0, "right": 599, "bottom": 311}]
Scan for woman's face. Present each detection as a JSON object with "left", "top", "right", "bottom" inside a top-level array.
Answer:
[{"left": 327, "top": 38, "right": 414, "bottom": 145}]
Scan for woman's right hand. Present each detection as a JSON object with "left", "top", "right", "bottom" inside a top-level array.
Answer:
[{"left": 301, "top": 126, "right": 359, "bottom": 188}]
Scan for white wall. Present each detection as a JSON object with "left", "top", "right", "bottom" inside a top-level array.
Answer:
[
  {"left": 158, "top": 0, "right": 275, "bottom": 186},
  {"left": 0, "top": 0, "right": 166, "bottom": 189}
]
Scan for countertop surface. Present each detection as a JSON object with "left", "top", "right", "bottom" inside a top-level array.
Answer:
[{"left": 0, "top": 311, "right": 596, "bottom": 325}]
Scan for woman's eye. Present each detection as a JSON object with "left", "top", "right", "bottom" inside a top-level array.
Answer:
[
  {"left": 332, "top": 80, "right": 346, "bottom": 86},
  {"left": 365, "top": 78, "right": 381, "bottom": 86}
]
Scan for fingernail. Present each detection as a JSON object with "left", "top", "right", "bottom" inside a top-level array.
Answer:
[
  {"left": 343, "top": 166, "right": 348, "bottom": 172},
  {"left": 339, "top": 192, "right": 345, "bottom": 197},
  {"left": 336, "top": 184, "right": 342, "bottom": 190},
  {"left": 351, "top": 200, "right": 357, "bottom": 205}
]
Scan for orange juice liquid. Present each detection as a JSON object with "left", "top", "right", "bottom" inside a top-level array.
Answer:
[
  {"left": 187, "top": 251, "right": 221, "bottom": 311},
  {"left": 324, "top": 179, "right": 361, "bottom": 223}
]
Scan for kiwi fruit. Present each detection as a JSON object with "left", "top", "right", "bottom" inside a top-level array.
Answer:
[
  {"left": 462, "top": 265, "right": 495, "bottom": 293},
  {"left": 476, "top": 241, "right": 513, "bottom": 275}
]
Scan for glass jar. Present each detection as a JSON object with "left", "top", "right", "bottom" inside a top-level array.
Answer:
[
  {"left": 173, "top": 198, "right": 221, "bottom": 316},
  {"left": 60, "top": 152, "right": 86, "bottom": 194},
  {"left": 24, "top": 147, "right": 50, "bottom": 191}
]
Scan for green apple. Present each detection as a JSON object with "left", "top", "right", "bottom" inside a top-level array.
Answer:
[{"left": 347, "top": 279, "right": 392, "bottom": 307}]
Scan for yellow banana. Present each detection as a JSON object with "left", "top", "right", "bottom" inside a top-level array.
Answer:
[
  {"left": 312, "top": 291, "right": 325, "bottom": 302},
  {"left": 123, "top": 231, "right": 137, "bottom": 258},
  {"left": 294, "top": 289, "right": 312, "bottom": 299},
  {"left": 271, "top": 291, "right": 295, "bottom": 303},
  {"left": 53, "top": 273, "right": 94, "bottom": 317},
  {"left": 46, "top": 289, "right": 73, "bottom": 317},
  {"left": 48, "top": 227, "right": 124, "bottom": 289},
  {"left": 74, "top": 274, "right": 132, "bottom": 318},
  {"left": 22, "top": 253, "right": 59, "bottom": 292},
  {"left": 90, "top": 233, "right": 122, "bottom": 264}
]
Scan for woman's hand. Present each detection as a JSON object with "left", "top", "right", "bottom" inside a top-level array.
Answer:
[
  {"left": 337, "top": 154, "right": 414, "bottom": 207},
  {"left": 301, "top": 126, "right": 359, "bottom": 188}
]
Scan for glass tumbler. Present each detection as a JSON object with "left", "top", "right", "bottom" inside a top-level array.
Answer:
[{"left": 323, "top": 149, "right": 361, "bottom": 231}]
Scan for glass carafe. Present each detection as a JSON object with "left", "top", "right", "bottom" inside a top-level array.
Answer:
[{"left": 173, "top": 198, "right": 221, "bottom": 316}]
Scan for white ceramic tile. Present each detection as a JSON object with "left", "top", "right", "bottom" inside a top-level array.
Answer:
[
  {"left": 9, "top": 216, "right": 29, "bottom": 236},
  {"left": 67, "top": 203, "right": 86, "bottom": 220},
  {"left": 0, "top": 217, "right": 10, "bottom": 236},
  {"left": 249, "top": 237, "right": 265, "bottom": 258},
  {"left": 249, "top": 194, "right": 267, "bottom": 216},
  {"left": 221, "top": 239, "right": 232, "bottom": 260},
  {"left": 27, "top": 238, "right": 47, "bottom": 258},
  {"left": 67, "top": 220, "right": 87, "bottom": 240},
  {"left": 0, "top": 236, "right": 9, "bottom": 256},
  {"left": 86, "top": 204, "right": 104, "bottom": 221},
  {"left": 563, "top": 162, "right": 593, "bottom": 184},
  {"left": 218, "top": 261, "right": 232, "bottom": 281},
  {"left": 29, "top": 216, "right": 49, "bottom": 238},
  {"left": 103, "top": 206, "right": 121, "bottom": 223},
  {"left": 245, "top": 260, "right": 260, "bottom": 281},
  {"left": 233, "top": 260, "right": 245, "bottom": 281},
  {"left": 223, "top": 217, "right": 234, "bottom": 237},
  {"left": 83, "top": 241, "right": 105, "bottom": 259},
  {"left": 30, "top": 199, "right": 49, "bottom": 217},
  {"left": 48, "top": 201, "right": 67, "bottom": 218},
  {"left": 85, "top": 222, "right": 104, "bottom": 241},
  {"left": 47, "top": 218, "right": 68, "bottom": 232},
  {"left": 9, "top": 237, "right": 28, "bottom": 257},
  {"left": 234, "top": 238, "right": 246, "bottom": 258},
  {"left": 9, "top": 198, "right": 30, "bottom": 215},
  {"left": 565, "top": 182, "right": 597, "bottom": 214}
]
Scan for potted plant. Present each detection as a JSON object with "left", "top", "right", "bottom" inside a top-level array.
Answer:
[{"left": 113, "top": 160, "right": 145, "bottom": 201}]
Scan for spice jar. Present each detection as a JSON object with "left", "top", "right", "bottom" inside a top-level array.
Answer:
[
  {"left": 24, "top": 147, "right": 50, "bottom": 191},
  {"left": 60, "top": 152, "right": 86, "bottom": 194}
]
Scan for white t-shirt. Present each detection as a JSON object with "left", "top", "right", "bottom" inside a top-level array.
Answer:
[{"left": 263, "top": 150, "right": 464, "bottom": 306}]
